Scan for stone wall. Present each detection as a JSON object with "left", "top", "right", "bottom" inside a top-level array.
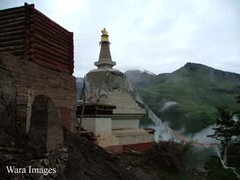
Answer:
[
  {"left": 27, "top": 95, "right": 63, "bottom": 154},
  {"left": 0, "top": 53, "right": 77, "bottom": 132},
  {"left": 0, "top": 66, "right": 16, "bottom": 137}
]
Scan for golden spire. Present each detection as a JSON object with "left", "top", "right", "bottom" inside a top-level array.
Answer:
[
  {"left": 101, "top": 28, "right": 109, "bottom": 42},
  {"left": 95, "top": 28, "right": 116, "bottom": 69}
]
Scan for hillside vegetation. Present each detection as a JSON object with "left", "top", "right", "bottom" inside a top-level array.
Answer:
[{"left": 129, "top": 63, "right": 240, "bottom": 134}]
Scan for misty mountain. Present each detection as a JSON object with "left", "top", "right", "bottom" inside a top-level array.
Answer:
[
  {"left": 130, "top": 62, "right": 240, "bottom": 134},
  {"left": 125, "top": 70, "right": 156, "bottom": 84},
  {"left": 76, "top": 77, "right": 84, "bottom": 100}
]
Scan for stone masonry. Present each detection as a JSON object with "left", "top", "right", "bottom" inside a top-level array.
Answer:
[
  {"left": 0, "top": 53, "right": 77, "bottom": 132},
  {"left": 27, "top": 95, "right": 63, "bottom": 155}
]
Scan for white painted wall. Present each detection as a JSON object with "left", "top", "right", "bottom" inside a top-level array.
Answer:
[
  {"left": 112, "top": 119, "right": 139, "bottom": 130},
  {"left": 82, "top": 117, "right": 112, "bottom": 136}
]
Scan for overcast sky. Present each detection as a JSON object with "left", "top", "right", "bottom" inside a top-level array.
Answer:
[{"left": 1, "top": 0, "right": 240, "bottom": 77}]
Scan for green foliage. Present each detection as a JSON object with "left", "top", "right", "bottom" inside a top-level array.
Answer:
[
  {"left": 237, "top": 96, "right": 240, "bottom": 103},
  {"left": 208, "top": 106, "right": 239, "bottom": 147},
  {"left": 205, "top": 99, "right": 240, "bottom": 180},
  {"left": 227, "top": 142, "right": 240, "bottom": 173},
  {"left": 136, "top": 63, "right": 240, "bottom": 134},
  {"left": 205, "top": 156, "right": 238, "bottom": 180}
]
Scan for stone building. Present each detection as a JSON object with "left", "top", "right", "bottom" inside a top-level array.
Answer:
[
  {"left": 77, "top": 29, "right": 154, "bottom": 152},
  {"left": 0, "top": 4, "right": 76, "bottom": 132}
]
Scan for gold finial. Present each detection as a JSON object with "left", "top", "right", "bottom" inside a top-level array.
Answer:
[
  {"left": 101, "top": 28, "right": 108, "bottom": 35},
  {"left": 101, "top": 28, "right": 109, "bottom": 42}
]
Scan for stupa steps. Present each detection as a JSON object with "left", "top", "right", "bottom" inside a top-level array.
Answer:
[
  {"left": 112, "top": 129, "right": 153, "bottom": 145},
  {"left": 101, "top": 91, "right": 141, "bottom": 108}
]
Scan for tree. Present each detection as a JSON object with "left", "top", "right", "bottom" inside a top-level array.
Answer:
[
  {"left": 237, "top": 96, "right": 240, "bottom": 104},
  {"left": 206, "top": 98, "right": 240, "bottom": 179},
  {"left": 208, "top": 106, "right": 240, "bottom": 165},
  {"left": 208, "top": 106, "right": 238, "bottom": 147}
]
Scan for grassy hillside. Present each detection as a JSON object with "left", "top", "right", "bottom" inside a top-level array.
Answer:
[{"left": 135, "top": 63, "right": 240, "bottom": 134}]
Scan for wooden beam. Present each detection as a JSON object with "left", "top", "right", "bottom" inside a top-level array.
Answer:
[
  {"left": 0, "top": 29, "right": 25, "bottom": 37},
  {"left": 33, "top": 48, "right": 71, "bottom": 66},
  {"left": 33, "top": 33, "right": 71, "bottom": 56},
  {"left": 32, "top": 43, "right": 71, "bottom": 65},
  {"left": 34, "top": 10, "right": 71, "bottom": 36},
  {"left": 0, "top": 6, "right": 25, "bottom": 16},
  {"left": 33, "top": 22, "right": 72, "bottom": 47},
  {"left": 0, "top": 16, "right": 25, "bottom": 27},
  {"left": 0, "top": 12, "right": 25, "bottom": 22},
  {"left": 0, "top": 34, "right": 25, "bottom": 42},
  {"left": 34, "top": 54, "right": 71, "bottom": 73},
  {"left": 0, "top": 45, "right": 24, "bottom": 52},
  {"left": 0, "top": 39, "right": 25, "bottom": 47}
]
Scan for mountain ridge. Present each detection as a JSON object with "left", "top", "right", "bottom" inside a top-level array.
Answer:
[
  {"left": 174, "top": 62, "right": 240, "bottom": 81},
  {"left": 130, "top": 62, "right": 240, "bottom": 87},
  {"left": 129, "top": 62, "right": 240, "bottom": 134},
  {"left": 125, "top": 69, "right": 156, "bottom": 84}
]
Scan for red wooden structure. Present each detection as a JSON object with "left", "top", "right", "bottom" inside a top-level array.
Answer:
[{"left": 0, "top": 3, "right": 74, "bottom": 74}]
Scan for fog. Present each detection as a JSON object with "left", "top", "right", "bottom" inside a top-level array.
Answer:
[
  {"left": 144, "top": 100, "right": 219, "bottom": 170},
  {"left": 148, "top": 123, "right": 219, "bottom": 170},
  {"left": 137, "top": 94, "right": 222, "bottom": 170},
  {"left": 160, "top": 101, "right": 178, "bottom": 112}
]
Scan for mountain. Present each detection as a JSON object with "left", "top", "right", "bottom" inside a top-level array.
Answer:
[
  {"left": 76, "top": 77, "right": 84, "bottom": 100},
  {"left": 131, "top": 63, "right": 240, "bottom": 134},
  {"left": 125, "top": 70, "right": 156, "bottom": 84}
]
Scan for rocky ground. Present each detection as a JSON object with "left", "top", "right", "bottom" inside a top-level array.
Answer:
[
  {"left": 0, "top": 128, "right": 206, "bottom": 180},
  {"left": 0, "top": 95, "right": 206, "bottom": 179}
]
